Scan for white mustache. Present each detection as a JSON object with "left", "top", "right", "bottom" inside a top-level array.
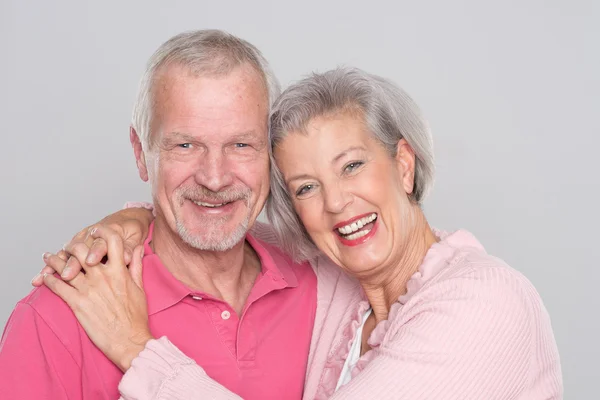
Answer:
[{"left": 177, "top": 186, "right": 251, "bottom": 204}]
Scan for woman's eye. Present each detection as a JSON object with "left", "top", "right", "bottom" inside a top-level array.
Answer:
[
  {"left": 344, "top": 161, "right": 364, "bottom": 173},
  {"left": 296, "top": 184, "right": 314, "bottom": 196}
]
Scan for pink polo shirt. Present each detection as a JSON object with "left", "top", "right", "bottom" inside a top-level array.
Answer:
[{"left": 0, "top": 225, "right": 317, "bottom": 399}]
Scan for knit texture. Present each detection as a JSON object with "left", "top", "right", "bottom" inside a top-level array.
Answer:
[{"left": 118, "top": 222, "right": 562, "bottom": 399}]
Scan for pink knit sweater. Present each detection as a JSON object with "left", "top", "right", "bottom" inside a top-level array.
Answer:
[{"left": 118, "top": 224, "right": 562, "bottom": 399}]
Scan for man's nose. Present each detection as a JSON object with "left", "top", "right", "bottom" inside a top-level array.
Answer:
[{"left": 194, "top": 150, "right": 234, "bottom": 192}]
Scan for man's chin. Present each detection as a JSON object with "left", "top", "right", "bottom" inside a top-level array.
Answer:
[{"left": 176, "top": 222, "right": 249, "bottom": 252}]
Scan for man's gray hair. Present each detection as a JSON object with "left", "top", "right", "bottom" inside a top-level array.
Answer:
[
  {"left": 132, "top": 29, "right": 281, "bottom": 149},
  {"left": 266, "top": 66, "right": 435, "bottom": 261}
]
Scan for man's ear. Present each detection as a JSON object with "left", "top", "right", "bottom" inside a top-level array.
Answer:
[
  {"left": 130, "top": 127, "right": 149, "bottom": 182},
  {"left": 395, "top": 138, "right": 416, "bottom": 195}
]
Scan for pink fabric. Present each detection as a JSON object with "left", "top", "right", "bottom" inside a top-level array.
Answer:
[
  {"left": 119, "top": 225, "right": 563, "bottom": 400},
  {"left": 0, "top": 223, "right": 317, "bottom": 400}
]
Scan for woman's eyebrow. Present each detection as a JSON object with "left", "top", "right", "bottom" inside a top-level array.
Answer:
[
  {"left": 285, "top": 174, "right": 313, "bottom": 186},
  {"left": 331, "top": 146, "right": 367, "bottom": 164}
]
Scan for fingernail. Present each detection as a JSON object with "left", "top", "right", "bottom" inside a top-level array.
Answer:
[
  {"left": 31, "top": 273, "right": 41, "bottom": 284},
  {"left": 86, "top": 254, "right": 95, "bottom": 264},
  {"left": 42, "top": 252, "right": 50, "bottom": 261},
  {"left": 61, "top": 267, "right": 71, "bottom": 279},
  {"left": 90, "top": 227, "right": 97, "bottom": 235}
]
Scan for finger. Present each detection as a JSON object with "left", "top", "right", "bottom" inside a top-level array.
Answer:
[
  {"left": 43, "top": 252, "right": 69, "bottom": 275},
  {"left": 42, "top": 273, "right": 79, "bottom": 305},
  {"left": 31, "top": 264, "right": 55, "bottom": 287},
  {"left": 129, "top": 245, "right": 145, "bottom": 290},
  {"left": 63, "top": 241, "right": 94, "bottom": 273},
  {"left": 85, "top": 238, "right": 108, "bottom": 265},
  {"left": 43, "top": 253, "right": 87, "bottom": 287},
  {"left": 123, "top": 239, "right": 139, "bottom": 265},
  {"left": 123, "top": 246, "right": 133, "bottom": 265},
  {"left": 90, "top": 226, "right": 125, "bottom": 266},
  {"left": 57, "top": 250, "right": 69, "bottom": 262}
]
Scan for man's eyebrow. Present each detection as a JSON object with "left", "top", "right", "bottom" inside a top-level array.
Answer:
[
  {"left": 162, "top": 132, "right": 197, "bottom": 143},
  {"left": 331, "top": 146, "right": 367, "bottom": 164},
  {"left": 229, "top": 131, "right": 261, "bottom": 141},
  {"left": 163, "top": 131, "right": 261, "bottom": 142}
]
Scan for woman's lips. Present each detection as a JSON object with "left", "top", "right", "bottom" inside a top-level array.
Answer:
[{"left": 336, "top": 217, "right": 379, "bottom": 247}]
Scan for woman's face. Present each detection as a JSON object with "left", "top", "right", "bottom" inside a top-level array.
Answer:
[{"left": 274, "top": 111, "right": 417, "bottom": 277}]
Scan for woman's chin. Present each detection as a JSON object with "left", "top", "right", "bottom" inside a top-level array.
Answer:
[{"left": 333, "top": 248, "right": 388, "bottom": 277}]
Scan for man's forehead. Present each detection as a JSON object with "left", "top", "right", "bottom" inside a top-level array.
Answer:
[
  {"left": 153, "top": 62, "right": 268, "bottom": 99},
  {"left": 148, "top": 63, "right": 270, "bottom": 143},
  {"left": 161, "top": 129, "right": 267, "bottom": 143}
]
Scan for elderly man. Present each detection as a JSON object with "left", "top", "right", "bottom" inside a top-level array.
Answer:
[{"left": 0, "top": 30, "right": 318, "bottom": 399}]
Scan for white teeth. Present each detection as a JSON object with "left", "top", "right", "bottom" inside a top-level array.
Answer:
[
  {"left": 345, "top": 229, "right": 370, "bottom": 240},
  {"left": 194, "top": 201, "right": 227, "bottom": 208},
  {"left": 336, "top": 213, "right": 377, "bottom": 236}
]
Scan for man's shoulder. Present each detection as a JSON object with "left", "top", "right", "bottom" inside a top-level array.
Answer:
[{"left": 15, "top": 284, "right": 84, "bottom": 346}]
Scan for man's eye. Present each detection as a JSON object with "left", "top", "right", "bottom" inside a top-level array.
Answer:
[
  {"left": 178, "top": 143, "right": 192, "bottom": 149},
  {"left": 344, "top": 161, "right": 364, "bottom": 173},
  {"left": 296, "top": 184, "right": 314, "bottom": 196},
  {"left": 235, "top": 143, "right": 249, "bottom": 148}
]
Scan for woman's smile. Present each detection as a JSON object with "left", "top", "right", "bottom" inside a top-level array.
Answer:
[{"left": 333, "top": 212, "right": 379, "bottom": 246}]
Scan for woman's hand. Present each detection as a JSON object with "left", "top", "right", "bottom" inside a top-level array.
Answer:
[
  {"left": 32, "top": 206, "right": 154, "bottom": 286},
  {"left": 41, "top": 226, "right": 154, "bottom": 372}
]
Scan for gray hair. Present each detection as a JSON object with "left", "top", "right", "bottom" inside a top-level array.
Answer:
[
  {"left": 132, "top": 29, "right": 281, "bottom": 149},
  {"left": 266, "top": 66, "right": 435, "bottom": 261}
]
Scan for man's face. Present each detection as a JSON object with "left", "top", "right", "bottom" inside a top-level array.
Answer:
[{"left": 139, "top": 63, "right": 270, "bottom": 251}]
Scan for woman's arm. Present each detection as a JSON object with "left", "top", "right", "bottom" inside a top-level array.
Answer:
[
  {"left": 104, "top": 264, "right": 559, "bottom": 400},
  {"left": 118, "top": 338, "right": 242, "bottom": 400},
  {"left": 41, "top": 226, "right": 243, "bottom": 400}
]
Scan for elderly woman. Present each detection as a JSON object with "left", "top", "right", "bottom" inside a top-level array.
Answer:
[{"left": 37, "top": 67, "right": 562, "bottom": 399}]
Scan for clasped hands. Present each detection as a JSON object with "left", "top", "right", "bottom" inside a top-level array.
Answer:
[{"left": 31, "top": 216, "right": 152, "bottom": 372}]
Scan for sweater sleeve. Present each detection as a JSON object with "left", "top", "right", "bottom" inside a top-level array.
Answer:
[
  {"left": 329, "top": 267, "right": 562, "bottom": 400},
  {"left": 119, "top": 337, "right": 242, "bottom": 400},
  {"left": 123, "top": 201, "right": 155, "bottom": 212}
]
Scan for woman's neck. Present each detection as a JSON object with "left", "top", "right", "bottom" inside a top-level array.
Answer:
[{"left": 359, "top": 209, "right": 438, "bottom": 323}]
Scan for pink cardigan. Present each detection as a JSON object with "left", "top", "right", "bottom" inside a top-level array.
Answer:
[{"left": 118, "top": 224, "right": 562, "bottom": 399}]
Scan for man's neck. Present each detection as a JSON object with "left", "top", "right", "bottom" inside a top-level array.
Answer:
[{"left": 151, "top": 217, "right": 262, "bottom": 315}]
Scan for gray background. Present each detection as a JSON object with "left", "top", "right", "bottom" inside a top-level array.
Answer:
[{"left": 1, "top": 0, "right": 598, "bottom": 397}]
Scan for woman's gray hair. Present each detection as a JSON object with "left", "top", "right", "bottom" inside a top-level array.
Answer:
[
  {"left": 266, "top": 66, "right": 435, "bottom": 261},
  {"left": 132, "top": 29, "right": 281, "bottom": 150}
]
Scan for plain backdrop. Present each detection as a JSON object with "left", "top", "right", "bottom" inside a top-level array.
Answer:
[{"left": 1, "top": 0, "right": 598, "bottom": 397}]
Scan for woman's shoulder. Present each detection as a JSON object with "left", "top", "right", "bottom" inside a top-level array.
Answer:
[
  {"left": 398, "top": 229, "right": 547, "bottom": 322},
  {"left": 425, "top": 229, "right": 535, "bottom": 289}
]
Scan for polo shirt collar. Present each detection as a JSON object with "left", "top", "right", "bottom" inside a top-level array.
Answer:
[
  {"left": 141, "top": 222, "right": 299, "bottom": 315},
  {"left": 142, "top": 223, "right": 191, "bottom": 315}
]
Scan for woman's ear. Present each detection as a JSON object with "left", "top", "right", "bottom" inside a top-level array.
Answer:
[{"left": 395, "top": 138, "right": 416, "bottom": 195}]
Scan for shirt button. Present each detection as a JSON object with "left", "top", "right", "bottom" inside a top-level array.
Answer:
[{"left": 221, "top": 310, "right": 231, "bottom": 320}]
